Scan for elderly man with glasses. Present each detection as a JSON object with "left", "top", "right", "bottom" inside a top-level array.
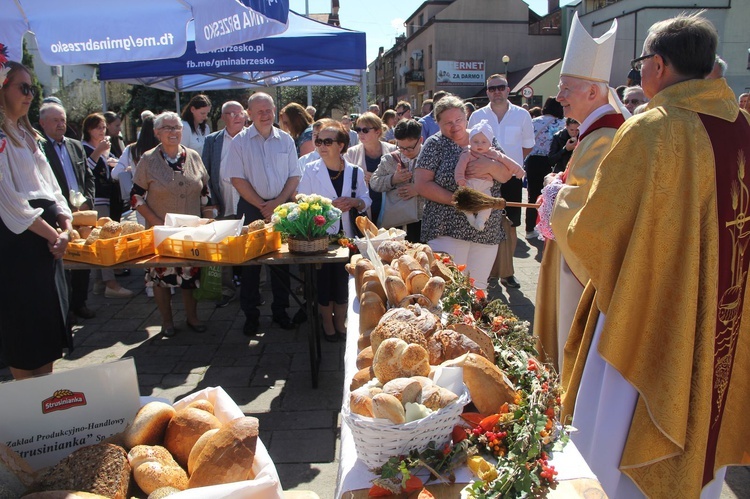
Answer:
[
  {"left": 562, "top": 13, "right": 750, "bottom": 499},
  {"left": 469, "top": 73, "right": 535, "bottom": 289},
  {"left": 621, "top": 85, "right": 649, "bottom": 115}
]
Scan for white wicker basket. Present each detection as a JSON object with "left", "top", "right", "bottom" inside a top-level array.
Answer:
[{"left": 343, "top": 386, "right": 471, "bottom": 469}]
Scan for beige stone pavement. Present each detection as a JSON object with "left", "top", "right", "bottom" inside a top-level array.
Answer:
[{"left": 1, "top": 232, "right": 747, "bottom": 498}]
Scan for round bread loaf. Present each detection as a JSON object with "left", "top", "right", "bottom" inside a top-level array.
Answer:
[
  {"left": 185, "top": 399, "right": 214, "bottom": 414},
  {"left": 349, "top": 367, "right": 375, "bottom": 391},
  {"left": 95, "top": 217, "right": 113, "bottom": 227},
  {"left": 163, "top": 407, "right": 222, "bottom": 468},
  {"left": 376, "top": 240, "right": 406, "bottom": 263},
  {"left": 120, "top": 221, "right": 145, "bottom": 236},
  {"left": 356, "top": 346, "right": 374, "bottom": 370},
  {"left": 133, "top": 461, "right": 188, "bottom": 495},
  {"left": 123, "top": 402, "right": 176, "bottom": 449},
  {"left": 382, "top": 378, "right": 422, "bottom": 405},
  {"left": 373, "top": 338, "right": 430, "bottom": 384},
  {"left": 370, "top": 319, "right": 426, "bottom": 355},
  {"left": 187, "top": 417, "right": 259, "bottom": 488},
  {"left": 349, "top": 386, "right": 375, "bottom": 417},
  {"left": 187, "top": 428, "right": 220, "bottom": 475},
  {"left": 371, "top": 393, "right": 406, "bottom": 424},
  {"left": 98, "top": 221, "right": 122, "bottom": 239}
]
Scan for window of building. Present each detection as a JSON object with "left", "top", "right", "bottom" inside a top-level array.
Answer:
[
  {"left": 428, "top": 45, "right": 433, "bottom": 69},
  {"left": 418, "top": 14, "right": 424, "bottom": 30}
]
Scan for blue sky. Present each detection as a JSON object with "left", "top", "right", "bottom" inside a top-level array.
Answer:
[{"left": 288, "top": 0, "right": 575, "bottom": 64}]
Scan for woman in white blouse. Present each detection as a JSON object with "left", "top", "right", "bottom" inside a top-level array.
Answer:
[
  {"left": 297, "top": 121, "right": 371, "bottom": 342},
  {"left": 0, "top": 61, "right": 73, "bottom": 380},
  {"left": 180, "top": 94, "right": 212, "bottom": 155}
]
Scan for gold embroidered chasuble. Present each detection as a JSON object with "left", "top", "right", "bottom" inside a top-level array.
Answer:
[{"left": 563, "top": 78, "right": 750, "bottom": 497}]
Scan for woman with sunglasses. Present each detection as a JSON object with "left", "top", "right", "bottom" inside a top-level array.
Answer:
[
  {"left": 343, "top": 112, "right": 396, "bottom": 226},
  {"left": 298, "top": 121, "right": 371, "bottom": 342},
  {"left": 0, "top": 61, "right": 73, "bottom": 380}
]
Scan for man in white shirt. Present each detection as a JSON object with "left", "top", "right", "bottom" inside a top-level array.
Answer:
[
  {"left": 469, "top": 74, "right": 535, "bottom": 288},
  {"left": 202, "top": 101, "right": 246, "bottom": 308},
  {"left": 227, "top": 93, "right": 302, "bottom": 335}
]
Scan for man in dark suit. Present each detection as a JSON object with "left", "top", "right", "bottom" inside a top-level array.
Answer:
[
  {"left": 202, "top": 101, "right": 246, "bottom": 308},
  {"left": 39, "top": 102, "right": 96, "bottom": 320}
]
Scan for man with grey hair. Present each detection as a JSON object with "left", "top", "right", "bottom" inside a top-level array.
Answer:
[
  {"left": 621, "top": 85, "right": 649, "bottom": 114},
  {"left": 534, "top": 12, "right": 625, "bottom": 376},
  {"left": 305, "top": 105, "right": 316, "bottom": 118},
  {"left": 38, "top": 102, "right": 96, "bottom": 320},
  {"left": 706, "top": 55, "right": 727, "bottom": 79},
  {"left": 202, "top": 101, "right": 246, "bottom": 308},
  {"left": 564, "top": 13, "right": 749, "bottom": 498},
  {"left": 368, "top": 103, "right": 380, "bottom": 115},
  {"left": 226, "top": 92, "right": 301, "bottom": 335}
]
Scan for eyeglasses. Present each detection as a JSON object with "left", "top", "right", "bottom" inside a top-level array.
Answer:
[
  {"left": 622, "top": 98, "right": 644, "bottom": 105},
  {"left": 396, "top": 141, "right": 419, "bottom": 152},
  {"left": 16, "top": 83, "right": 36, "bottom": 97},
  {"left": 631, "top": 54, "right": 656, "bottom": 72},
  {"left": 396, "top": 110, "right": 407, "bottom": 117},
  {"left": 159, "top": 125, "right": 183, "bottom": 132},
  {"left": 314, "top": 138, "right": 340, "bottom": 147},
  {"left": 487, "top": 84, "right": 507, "bottom": 93},
  {"left": 223, "top": 111, "right": 244, "bottom": 119},
  {"left": 354, "top": 127, "right": 375, "bottom": 134}
]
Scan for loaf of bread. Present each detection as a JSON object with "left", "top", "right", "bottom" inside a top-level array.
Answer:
[
  {"left": 421, "top": 276, "right": 445, "bottom": 306},
  {"left": 355, "top": 216, "right": 378, "bottom": 238},
  {"left": 0, "top": 442, "right": 35, "bottom": 498},
  {"left": 382, "top": 377, "right": 422, "bottom": 405},
  {"left": 95, "top": 217, "right": 113, "bottom": 227},
  {"left": 247, "top": 219, "right": 266, "bottom": 231},
  {"left": 441, "top": 353, "right": 516, "bottom": 415},
  {"left": 146, "top": 486, "right": 181, "bottom": 499},
  {"left": 26, "top": 443, "right": 131, "bottom": 499},
  {"left": 353, "top": 259, "right": 375, "bottom": 296},
  {"left": 123, "top": 401, "right": 176, "bottom": 449},
  {"left": 76, "top": 226, "right": 93, "bottom": 240},
  {"left": 187, "top": 429, "right": 220, "bottom": 475},
  {"left": 384, "top": 275, "right": 408, "bottom": 307},
  {"left": 370, "top": 319, "right": 426, "bottom": 354},
  {"left": 349, "top": 367, "right": 375, "bottom": 391},
  {"left": 404, "top": 304, "right": 442, "bottom": 337},
  {"left": 397, "top": 254, "right": 424, "bottom": 283},
  {"left": 419, "top": 383, "right": 459, "bottom": 410},
  {"left": 359, "top": 291, "right": 386, "bottom": 335},
  {"left": 98, "top": 221, "right": 122, "bottom": 239},
  {"left": 163, "top": 407, "right": 222, "bottom": 468},
  {"left": 120, "top": 221, "right": 145, "bottom": 236},
  {"left": 356, "top": 346, "right": 374, "bottom": 370},
  {"left": 373, "top": 338, "right": 430, "bottom": 384},
  {"left": 406, "top": 270, "right": 430, "bottom": 295},
  {"left": 446, "top": 324, "right": 495, "bottom": 363},
  {"left": 427, "top": 329, "right": 484, "bottom": 365},
  {"left": 83, "top": 227, "right": 101, "bottom": 245},
  {"left": 376, "top": 240, "right": 407, "bottom": 263},
  {"left": 360, "top": 279, "right": 386, "bottom": 305},
  {"left": 128, "top": 445, "right": 188, "bottom": 494},
  {"left": 71, "top": 210, "right": 97, "bottom": 227},
  {"left": 349, "top": 386, "right": 376, "bottom": 418},
  {"left": 185, "top": 399, "right": 214, "bottom": 414},
  {"left": 371, "top": 393, "right": 406, "bottom": 424},
  {"left": 187, "top": 417, "right": 259, "bottom": 489}
]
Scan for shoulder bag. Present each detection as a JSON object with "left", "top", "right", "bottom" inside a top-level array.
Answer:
[{"left": 380, "top": 152, "right": 421, "bottom": 229}]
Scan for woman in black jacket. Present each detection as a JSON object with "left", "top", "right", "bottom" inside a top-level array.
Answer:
[{"left": 548, "top": 118, "right": 579, "bottom": 174}]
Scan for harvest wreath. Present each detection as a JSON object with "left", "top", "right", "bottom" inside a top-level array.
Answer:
[{"left": 347, "top": 244, "right": 567, "bottom": 498}]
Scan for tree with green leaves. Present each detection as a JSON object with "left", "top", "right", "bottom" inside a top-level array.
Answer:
[{"left": 277, "top": 85, "right": 361, "bottom": 119}]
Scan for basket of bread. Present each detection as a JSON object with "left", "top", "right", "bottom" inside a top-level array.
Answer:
[
  {"left": 0, "top": 387, "right": 282, "bottom": 498},
  {"left": 343, "top": 239, "right": 521, "bottom": 469},
  {"left": 352, "top": 216, "right": 406, "bottom": 260},
  {"left": 64, "top": 210, "right": 154, "bottom": 266}
]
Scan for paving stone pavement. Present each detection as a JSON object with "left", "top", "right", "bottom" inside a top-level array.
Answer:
[{"left": 1, "top": 234, "right": 747, "bottom": 498}]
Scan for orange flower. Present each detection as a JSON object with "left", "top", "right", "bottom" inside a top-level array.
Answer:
[
  {"left": 469, "top": 277, "right": 475, "bottom": 286},
  {"left": 475, "top": 289, "right": 486, "bottom": 300},
  {"left": 457, "top": 264, "right": 467, "bottom": 271}
]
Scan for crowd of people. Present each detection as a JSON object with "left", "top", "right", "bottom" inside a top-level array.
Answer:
[{"left": 1, "top": 11, "right": 749, "bottom": 497}]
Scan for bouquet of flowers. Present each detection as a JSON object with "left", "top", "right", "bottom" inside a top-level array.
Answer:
[{"left": 271, "top": 193, "right": 342, "bottom": 240}]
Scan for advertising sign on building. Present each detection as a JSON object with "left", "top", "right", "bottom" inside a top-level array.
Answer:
[{"left": 436, "top": 60, "right": 485, "bottom": 86}]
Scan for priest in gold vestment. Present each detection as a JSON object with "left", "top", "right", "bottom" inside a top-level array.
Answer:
[
  {"left": 534, "top": 13, "right": 627, "bottom": 371},
  {"left": 563, "top": 14, "right": 750, "bottom": 498}
]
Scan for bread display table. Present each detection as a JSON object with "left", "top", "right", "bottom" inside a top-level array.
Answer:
[
  {"left": 64, "top": 244, "right": 350, "bottom": 388},
  {"left": 336, "top": 279, "right": 607, "bottom": 498}
]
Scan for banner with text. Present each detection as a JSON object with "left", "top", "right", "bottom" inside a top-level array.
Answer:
[
  {"left": 0, "top": 359, "right": 140, "bottom": 470},
  {"left": 436, "top": 60, "right": 486, "bottom": 86}
]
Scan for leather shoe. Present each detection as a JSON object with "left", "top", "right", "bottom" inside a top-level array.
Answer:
[
  {"left": 272, "top": 314, "right": 295, "bottom": 330},
  {"left": 215, "top": 294, "right": 235, "bottom": 308},
  {"left": 162, "top": 326, "right": 176, "bottom": 337},
  {"left": 500, "top": 276, "right": 521, "bottom": 289},
  {"left": 243, "top": 318, "right": 260, "bottom": 337},
  {"left": 186, "top": 321, "right": 208, "bottom": 333},
  {"left": 293, "top": 307, "right": 308, "bottom": 324},
  {"left": 73, "top": 306, "right": 96, "bottom": 319}
]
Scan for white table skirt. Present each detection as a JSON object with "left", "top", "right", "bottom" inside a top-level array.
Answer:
[{"left": 336, "top": 277, "right": 598, "bottom": 498}]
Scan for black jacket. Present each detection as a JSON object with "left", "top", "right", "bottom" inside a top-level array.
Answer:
[
  {"left": 40, "top": 135, "right": 96, "bottom": 210},
  {"left": 548, "top": 129, "right": 575, "bottom": 174}
]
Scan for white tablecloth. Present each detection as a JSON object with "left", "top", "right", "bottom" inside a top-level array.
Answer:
[{"left": 335, "top": 278, "right": 597, "bottom": 498}]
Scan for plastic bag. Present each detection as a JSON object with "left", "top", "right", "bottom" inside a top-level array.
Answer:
[{"left": 193, "top": 266, "right": 222, "bottom": 301}]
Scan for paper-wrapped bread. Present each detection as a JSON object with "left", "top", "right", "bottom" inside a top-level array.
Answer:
[{"left": 187, "top": 417, "right": 259, "bottom": 488}]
